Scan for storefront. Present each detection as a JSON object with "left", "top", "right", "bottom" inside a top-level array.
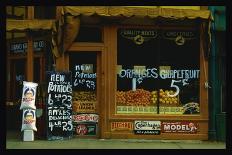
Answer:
[
  {"left": 6, "top": 6, "right": 212, "bottom": 140},
  {"left": 55, "top": 7, "right": 212, "bottom": 140}
]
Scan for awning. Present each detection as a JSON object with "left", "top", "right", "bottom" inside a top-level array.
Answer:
[
  {"left": 61, "top": 6, "right": 212, "bottom": 56},
  {"left": 6, "top": 19, "right": 64, "bottom": 58},
  {"left": 63, "top": 6, "right": 212, "bottom": 20},
  {"left": 6, "top": 19, "right": 56, "bottom": 31}
]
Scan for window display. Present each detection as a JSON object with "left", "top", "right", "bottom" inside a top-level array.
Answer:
[{"left": 116, "top": 28, "right": 200, "bottom": 115}]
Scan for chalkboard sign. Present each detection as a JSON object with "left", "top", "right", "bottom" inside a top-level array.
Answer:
[{"left": 45, "top": 71, "right": 73, "bottom": 140}]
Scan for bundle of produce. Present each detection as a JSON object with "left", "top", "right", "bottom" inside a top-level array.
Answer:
[
  {"left": 151, "top": 91, "right": 158, "bottom": 104},
  {"left": 183, "top": 102, "right": 200, "bottom": 114},
  {"left": 125, "top": 89, "right": 151, "bottom": 106},
  {"left": 116, "top": 91, "right": 126, "bottom": 104},
  {"left": 159, "top": 89, "right": 179, "bottom": 106},
  {"left": 73, "top": 91, "right": 97, "bottom": 101}
]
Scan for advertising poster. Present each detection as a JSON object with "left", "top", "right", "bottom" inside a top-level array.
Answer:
[
  {"left": 134, "top": 121, "right": 161, "bottom": 135},
  {"left": 161, "top": 121, "right": 198, "bottom": 133}
]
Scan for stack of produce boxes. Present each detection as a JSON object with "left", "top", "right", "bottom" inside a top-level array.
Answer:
[{"left": 116, "top": 89, "right": 183, "bottom": 114}]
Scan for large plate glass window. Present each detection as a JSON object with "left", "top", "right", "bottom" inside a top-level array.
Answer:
[{"left": 116, "top": 27, "right": 200, "bottom": 115}]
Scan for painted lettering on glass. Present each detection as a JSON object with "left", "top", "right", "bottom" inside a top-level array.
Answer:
[{"left": 73, "top": 65, "right": 96, "bottom": 90}]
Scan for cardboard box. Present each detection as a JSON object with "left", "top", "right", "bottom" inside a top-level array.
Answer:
[{"left": 23, "top": 130, "right": 34, "bottom": 141}]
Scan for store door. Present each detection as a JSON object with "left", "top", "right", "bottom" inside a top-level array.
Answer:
[{"left": 69, "top": 51, "right": 101, "bottom": 138}]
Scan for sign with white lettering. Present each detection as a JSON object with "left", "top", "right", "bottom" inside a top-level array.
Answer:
[
  {"left": 134, "top": 121, "right": 161, "bottom": 135},
  {"left": 46, "top": 71, "right": 73, "bottom": 140},
  {"left": 161, "top": 121, "right": 198, "bottom": 133},
  {"left": 10, "top": 40, "right": 45, "bottom": 54},
  {"left": 73, "top": 64, "right": 96, "bottom": 90}
]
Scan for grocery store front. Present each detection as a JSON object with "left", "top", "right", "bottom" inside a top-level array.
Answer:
[{"left": 57, "top": 6, "right": 212, "bottom": 140}]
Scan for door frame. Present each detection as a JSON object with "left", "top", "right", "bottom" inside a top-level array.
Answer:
[{"left": 67, "top": 42, "right": 105, "bottom": 138}]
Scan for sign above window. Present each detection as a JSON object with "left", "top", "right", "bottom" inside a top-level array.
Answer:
[
  {"left": 120, "top": 29, "right": 158, "bottom": 45},
  {"left": 9, "top": 40, "right": 46, "bottom": 54},
  {"left": 162, "top": 30, "right": 197, "bottom": 46}
]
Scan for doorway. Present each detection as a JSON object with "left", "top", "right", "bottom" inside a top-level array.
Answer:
[{"left": 69, "top": 51, "right": 101, "bottom": 138}]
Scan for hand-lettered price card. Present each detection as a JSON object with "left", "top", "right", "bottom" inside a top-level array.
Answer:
[{"left": 46, "top": 71, "right": 73, "bottom": 140}]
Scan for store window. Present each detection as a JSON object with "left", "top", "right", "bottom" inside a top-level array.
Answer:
[
  {"left": 116, "top": 27, "right": 200, "bottom": 115},
  {"left": 6, "top": 38, "right": 48, "bottom": 105},
  {"left": 9, "top": 59, "right": 26, "bottom": 102}
]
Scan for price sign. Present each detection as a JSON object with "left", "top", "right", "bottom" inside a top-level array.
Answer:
[{"left": 46, "top": 71, "right": 73, "bottom": 140}]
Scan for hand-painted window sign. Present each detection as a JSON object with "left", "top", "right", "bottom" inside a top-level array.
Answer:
[
  {"left": 118, "top": 67, "right": 200, "bottom": 97},
  {"left": 10, "top": 40, "right": 45, "bottom": 54},
  {"left": 162, "top": 30, "right": 196, "bottom": 46},
  {"left": 120, "top": 29, "right": 158, "bottom": 45},
  {"left": 46, "top": 71, "right": 73, "bottom": 140},
  {"left": 73, "top": 64, "right": 96, "bottom": 90},
  {"left": 134, "top": 121, "right": 161, "bottom": 135},
  {"left": 161, "top": 121, "right": 198, "bottom": 133}
]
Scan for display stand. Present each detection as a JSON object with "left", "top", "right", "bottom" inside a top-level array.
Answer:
[{"left": 23, "top": 130, "right": 34, "bottom": 141}]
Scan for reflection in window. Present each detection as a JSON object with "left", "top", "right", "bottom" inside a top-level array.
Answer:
[{"left": 116, "top": 28, "right": 200, "bottom": 115}]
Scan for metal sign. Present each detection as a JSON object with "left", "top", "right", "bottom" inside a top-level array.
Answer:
[{"left": 134, "top": 121, "right": 161, "bottom": 135}]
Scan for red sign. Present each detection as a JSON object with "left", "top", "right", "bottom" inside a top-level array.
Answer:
[
  {"left": 72, "top": 114, "right": 98, "bottom": 123},
  {"left": 111, "top": 122, "right": 133, "bottom": 131},
  {"left": 161, "top": 122, "right": 198, "bottom": 133},
  {"left": 76, "top": 124, "right": 88, "bottom": 135}
]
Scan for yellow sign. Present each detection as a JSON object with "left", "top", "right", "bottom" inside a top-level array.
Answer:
[
  {"left": 117, "top": 65, "right": 122, "bottom": 75},
  {"left": 159, "top": 106, "right": 184, "bottom": 114},
  {"left": 82, "top": 64, "right": 93, "bottom": 73},
  {"left": 117, "top": 106, "right": 157, "bottom": 114},
  {"left": 73, "top": 101, "right": 96, "bottom": 113},
  {"left": 134, "top": 66, "right": 146, "bottom": 75},
  {"left": 159, "top": 66, "right": 171, "bottom": 76}
]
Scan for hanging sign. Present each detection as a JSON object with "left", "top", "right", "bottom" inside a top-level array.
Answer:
[{"left": 46, "top": 71, "right": 73, "bottom": 140}]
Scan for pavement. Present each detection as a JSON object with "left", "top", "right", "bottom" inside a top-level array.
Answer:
[{"left": 5, "top": 131, "right": 226, "bottom": 149}]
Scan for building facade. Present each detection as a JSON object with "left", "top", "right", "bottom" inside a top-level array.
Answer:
[{"left": 6, "top": 6, "right": 226, "bottom": 141}]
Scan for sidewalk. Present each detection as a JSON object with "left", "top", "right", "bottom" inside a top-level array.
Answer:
[{"left": 6, "top": 131, "right": 226, "bottom": 149}]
